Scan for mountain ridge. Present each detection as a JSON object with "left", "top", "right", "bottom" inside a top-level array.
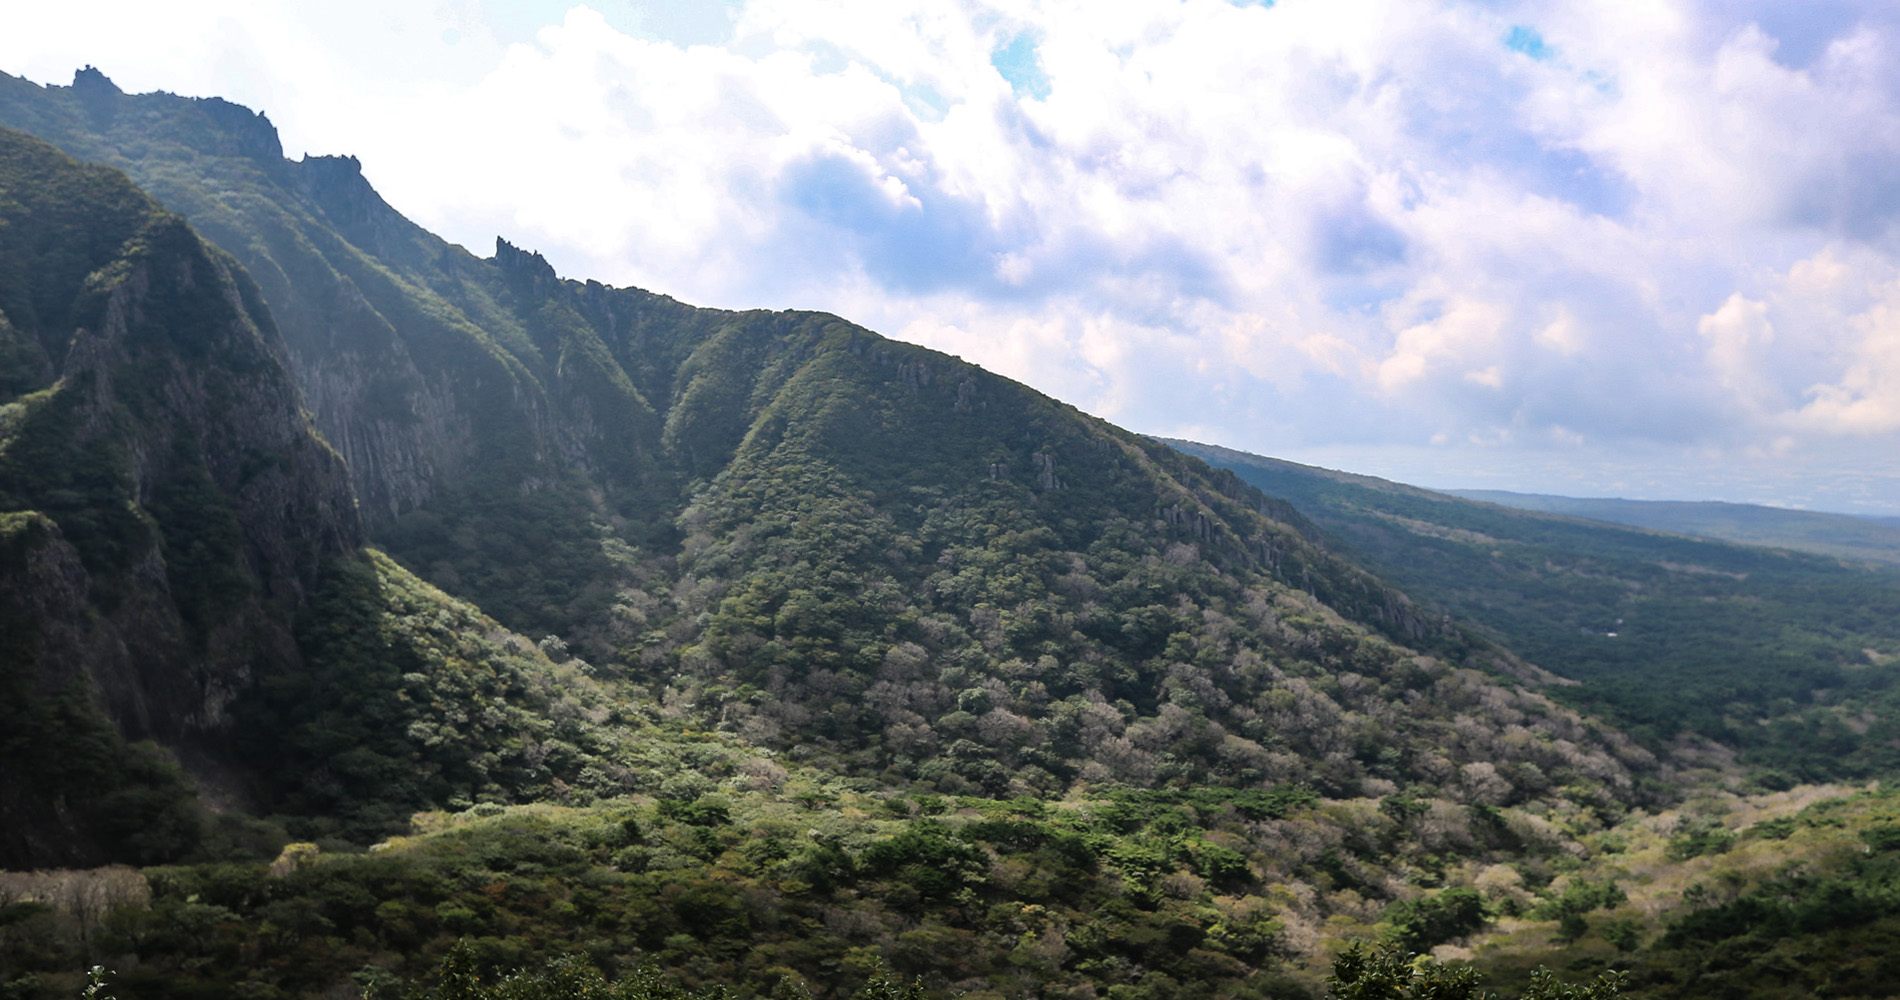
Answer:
[
  {"left": 1442, "top": 487, "right": 1900, "bottom": 566},
  {"left": 0, "top": 70, "right": 1665, "bottom": 851}
]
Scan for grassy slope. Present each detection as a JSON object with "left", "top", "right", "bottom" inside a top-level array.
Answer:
[{"left": 1166, "top": 440, "right": 1900, "bottom": 782}]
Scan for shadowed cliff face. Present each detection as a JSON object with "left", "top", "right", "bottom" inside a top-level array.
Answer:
[
  {"left": 0, "top": 127, "right": 360, "bottom": 866},
  {"left": 0, "top": 70, "right": 1455, "bottom": 651}
]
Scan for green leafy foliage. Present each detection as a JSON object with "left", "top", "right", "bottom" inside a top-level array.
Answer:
[
  {"left": 1662, "top": 816, "right": 1735, "bottom": 861},
  {"left": 1400, "top": 784, "right": 1900, "bottom": 999},
  {"left": 1525, "top": 879, "right": 1625, "bottom": 923},
  {"left": 244, "top": 550, "right": 673, "bottom": 841},
  {"left": 427, "top": 938, "right": 928, "bottom": 1000},
  {"left": 1637, "top": 791, "right": 1900, "bottom": 998},
  {"left": 1385, "top": 888, "right": 1487, "bottom": 952},
  {"left": 0, "top": 661, "right": 203, "bottom": 864},
  {"left": 1325, "top": 943, "right": 1624, "bottom": 1000},
  {"left": 0, "top": 775, "right": 1662, "bottom": 1000}
]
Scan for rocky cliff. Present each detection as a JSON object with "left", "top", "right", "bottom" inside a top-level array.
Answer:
[{"left": 0, "top": 126, "right": 359, "bottom": 866}]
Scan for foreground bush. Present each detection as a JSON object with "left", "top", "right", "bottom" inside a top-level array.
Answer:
[
  {"left": 431, "top": 940, "right": 923, "bottom": 1000},
  {"left": 1325, "top": 944, "right": 1624, "bottom": 1000}
]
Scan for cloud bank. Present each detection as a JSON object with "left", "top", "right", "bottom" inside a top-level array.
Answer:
[{"left": 6, "top": 0, "right": 1900, "bottom": 512}]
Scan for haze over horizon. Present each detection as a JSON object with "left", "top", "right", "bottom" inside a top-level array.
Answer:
[{"left": 5, "top": 0, "right": 1900, "bottom": 515}]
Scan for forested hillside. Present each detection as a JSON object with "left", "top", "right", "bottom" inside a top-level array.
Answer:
[
  {"left": 0, "top": 68, "right": 1662, "bottom": 823},
  {"left": 1168, "top": 440, "right": 1900, "bottom": 783}
]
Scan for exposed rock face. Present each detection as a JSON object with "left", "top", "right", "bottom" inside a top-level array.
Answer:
[{"left": 0, "top": 128, "right": 359, "bottom": 866}]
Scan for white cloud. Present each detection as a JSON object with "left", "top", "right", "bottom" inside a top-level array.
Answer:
[
  {"left": 1378, "top": 297, "right": 1509, "bottom": 391},
  {"left": 1793, "top": 275, "right": 1900, "bottom": 435},
  {"left": 1534, "top": 308, "right": 1585, "bottom": 357},
  {"left": 5, "top": 0, "right": 1900, "bottom": 509},
  {"left": 1697, "top": 293, "right": 1777, "bottom": 408}
]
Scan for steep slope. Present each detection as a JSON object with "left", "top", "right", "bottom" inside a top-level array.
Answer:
[
  {"left": 1168, "top": 440, "right": 1900, "bottom": 782},
  {"left": 0, "top": 126, "right": 359, "bottom": 865},
  {"left": 372, "top": 235, "right": 1659, "bottom": 810},
  {"left": 0, "top": 68, "right": 686, "bottom": 640},
  {"left": 0, "top": 72, "right": 1687, "bottom": 832},
  {"left": 0, "top": 70, "right": 1667, "bottom": 814},
  {"left": 1445, "top": 489, "right": 1900, "bottom": 566},
  {"left": 0, "top": 128, "right": 683, "bottom": 866}
]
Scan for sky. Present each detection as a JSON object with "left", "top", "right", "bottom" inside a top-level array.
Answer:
[{"left": 5, "top": 1, "right": 1900, "bottom": 514}]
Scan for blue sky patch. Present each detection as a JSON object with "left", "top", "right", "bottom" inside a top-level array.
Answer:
[
  {"left": 991, "top": 33, "right": 1052, "bottom": 100},
  {"left": 1505, "top": 26, "right": 1552, "bottom": 61},
  {"left": 901, "top": 81, "right": 952, "bottom": 122}
]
